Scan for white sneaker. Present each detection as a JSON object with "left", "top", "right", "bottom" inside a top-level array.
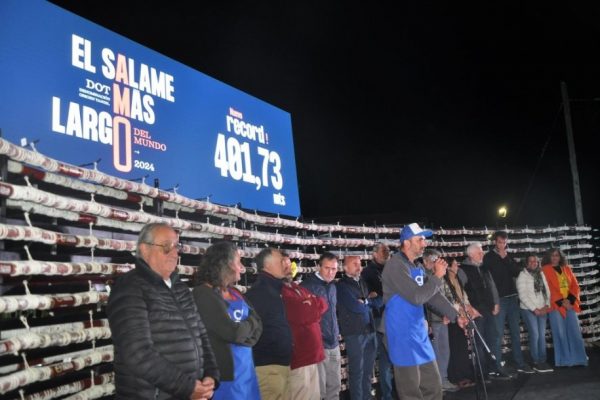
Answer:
[{"left": 533, "top": 362, "right": 554, "bottom": 373}]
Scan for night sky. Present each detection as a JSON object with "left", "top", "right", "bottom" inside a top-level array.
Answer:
[{"left": 49, "top": 1, "right": 600, "bottom": 229}]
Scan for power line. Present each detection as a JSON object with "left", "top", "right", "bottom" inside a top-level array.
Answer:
[{"left": 514, "top": 103, "right": 564, "bottom": 223}]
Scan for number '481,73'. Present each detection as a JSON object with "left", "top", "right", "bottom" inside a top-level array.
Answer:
[{"left": 214, "top": 133, "right": 283, "bottom": 191}]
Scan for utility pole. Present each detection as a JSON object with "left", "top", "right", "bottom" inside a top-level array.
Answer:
[{"left": 560, "top": 81, "right": 584, "bottom": 225}]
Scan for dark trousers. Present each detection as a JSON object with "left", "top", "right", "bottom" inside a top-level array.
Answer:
[
  {"left": 375, "top": 330, "right": 394, "bottom": 400},
  {"left": 474, "top": 310, "right": 497, "bottom": 374},
  {"left": 447, "top": 322, "right": 473, "bottom": 383},
  {"left": 345, "top": 332, "right": 377, "bottom": 400}
]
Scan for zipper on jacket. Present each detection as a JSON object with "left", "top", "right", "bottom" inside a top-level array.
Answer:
[{"left": 169, "top": 285, "right": 203, "bottom": 373}]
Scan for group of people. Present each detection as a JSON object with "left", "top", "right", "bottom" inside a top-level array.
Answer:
[
  {"left": 400, "top": 227, "right": 589, "bottom": 399},
  {"left": 106, "top": 222, "right": 588, "bottom": 400}
]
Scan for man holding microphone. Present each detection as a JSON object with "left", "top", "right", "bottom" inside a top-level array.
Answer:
[{"left": 382, "top": 223, "right": 467, "bottom": 400}]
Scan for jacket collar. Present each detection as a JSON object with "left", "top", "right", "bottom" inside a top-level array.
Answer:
[
  {"left": 258, "top": 270, "right": 285, "bottom": 289},
  {"left": 343, "top": 273, "right": 360, "bottom": 282},
  {"left": 313, "top": 271, "right": 335, "bottom": 285},
  {"left": 398, "top": 250, "right": 417, "bottom": 267},
  {"left": 462, "top": 258, "right": 482, "bottom": 267},
  {"left": 370, "top": 260, "right": 385, "bottom": 270},
  {"left": 135, "top": 258, "right": 179, "bottom": 286}
]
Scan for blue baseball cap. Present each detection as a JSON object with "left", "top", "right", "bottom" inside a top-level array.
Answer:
[{"left": 399, "top": 223, "right": 433, "bottom": 242}]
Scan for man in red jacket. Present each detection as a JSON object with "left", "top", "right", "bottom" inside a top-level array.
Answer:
[{"left": 282, "top": 252, "right": 328, "bottom": 400}]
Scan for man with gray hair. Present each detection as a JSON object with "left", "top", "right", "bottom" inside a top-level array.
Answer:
[
  {"left": 107, "top": 223, "right": 220, "bottom": 399},
  {"left": 460, "top": 242, "right": 508, "bottom": 380}
]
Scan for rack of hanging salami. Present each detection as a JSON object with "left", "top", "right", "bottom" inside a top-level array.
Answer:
[{"left": 1, "top": 136, "right": 598, "bottom": 399}]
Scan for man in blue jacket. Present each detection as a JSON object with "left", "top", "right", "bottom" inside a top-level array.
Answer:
[
  {"left": 337, "top": 255, "right": 381, "bottom": 400},
  {"left": 246, "top": 247, "right": 293, "bottom": 399},
  {"left": 301, "top": 252, "right": 341, "bottom": 400},
  {"left": 382, "top": 223, "right": 467, "bottom": 400}
]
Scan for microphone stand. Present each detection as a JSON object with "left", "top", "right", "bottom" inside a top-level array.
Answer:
[{"left": 452, "top": 278, "right": 494, "bottom": 400}]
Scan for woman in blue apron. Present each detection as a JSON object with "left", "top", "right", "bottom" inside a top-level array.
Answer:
[{"left": 193, "top": 241, "right": 263, "bottom": 399}]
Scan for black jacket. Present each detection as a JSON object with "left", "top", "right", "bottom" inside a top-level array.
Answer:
[
  {"left": 460, "top": 260, "right": 499, "bottom": 313},
  {"left": 107, "top": 259, "right": 220, "bottom": 400},
  {"left": 192, "top": 285, "right": 262, "bottom": 381},
  {"left": 361, "top": 260, "right": 385, "bottom": 319},
  {"left": 483, "top": 249, "right": 521, "bottom": 297},
  {"left": 245, "top": 271, "right": 293, "bottom": 366}
]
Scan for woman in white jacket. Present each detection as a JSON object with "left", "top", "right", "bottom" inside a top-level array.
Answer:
[{"left": 516, "top": 254, "right": 553, "bottom": 373}]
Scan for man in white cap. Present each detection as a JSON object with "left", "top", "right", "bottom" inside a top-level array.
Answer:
[{"left": 382, "top": 223, "right": 467, "bottom": 400}]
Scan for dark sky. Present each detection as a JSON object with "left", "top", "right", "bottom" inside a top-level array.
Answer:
[{"left": 49, "top": 1, "right": 600, "bottom": 229}]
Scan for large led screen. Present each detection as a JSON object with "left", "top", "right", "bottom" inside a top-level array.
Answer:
[{"left": 0, "top": 0, "right": 301, "bottom": 216}]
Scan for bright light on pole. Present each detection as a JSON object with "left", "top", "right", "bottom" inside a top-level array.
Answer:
[{"left": 498, "top": 206, "right": 508, "bottom": 219}]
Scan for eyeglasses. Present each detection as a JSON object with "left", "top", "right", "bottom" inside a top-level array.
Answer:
[{"left": 143, "top": 242, "right": 183, "bottom": 254}]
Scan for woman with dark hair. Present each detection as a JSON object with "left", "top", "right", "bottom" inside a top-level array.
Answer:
[
  {"left": 541, "top": 248, "right": 588, "bottom": 367},
  {"left": 443, "top": 257, "right": 480, "bottom": 388},
  {"left": 192, "top": 241, "right": 263, "bottom": 399}
]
